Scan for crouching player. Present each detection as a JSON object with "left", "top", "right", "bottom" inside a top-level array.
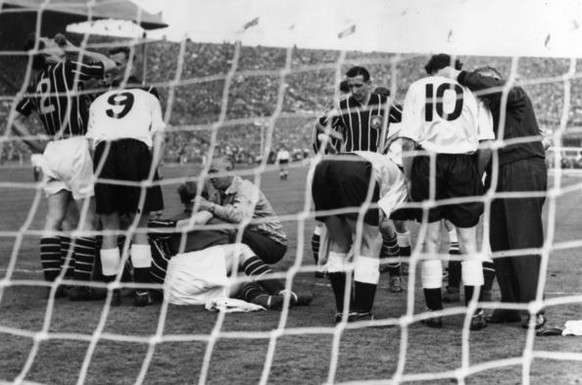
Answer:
[
  {"left": 147, "top": 181, "right": 312, "bottom": 310},
  {"left": 311, "top": 151, "right": 407, "bottom": 323},
  {"left": 86, "top": 87, "right": 165, "bottom": 306}
]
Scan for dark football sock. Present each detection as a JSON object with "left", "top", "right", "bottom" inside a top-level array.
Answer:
[
  {"left": 328, "top": 272, "right": 347, "bottom": 313},
  {"left": 447, "top": 260, "right": 462, "bottom": 288},
  {"left": 353, "top": 281, "right": 377, "bottom": 314},
  {"left": 381, "top": 234, "right": 401, "bottom": 277},
  {"left": 242, "top": 256, "right": 284, "bottom": 294},
  {"left": 464, "top": 285, "right": 483, "bottom": 312},
  {"left": 311, "top": 230, "right": 321, "bottom": 265},
  {"left": 40, "top": 237, "right": 62, "bottom": 282},
  {"left": 73, "top": 237, "right": 97, "bottom": 282},
  {"left": 483, "top": 261, "right": 495, "bottom": 291},
  {"left": 59, "top": 236, "right": 75, "bottom": 279},
  {"left": 424, "top": 288, "right": 443, "bottom": 311},
  {"left": 240, "top": 282, "right": 266, "bottom": 302}
]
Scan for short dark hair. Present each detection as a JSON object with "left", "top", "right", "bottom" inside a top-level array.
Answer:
[
  {"left": 373, "top": 86, "right": 390, "bottom": 97},
  {"left": 177, "top": 179, "right": 208, "bottom": 204},
  {"left": 109, "top": 46, "right": 131, "bottom": 57},
  {"left": 339, "top": 79, "right": 349, "bottom": 94},
  {"left": 424, "top": 54, "right": 463, "bottom": 75},
  {"left": 475, "top": 66, "right": 503, "bottom": 80},
  {"left": 24, "top": 33, "right": 47, "bottom": 70},
  {"left": 345, "top": 66, "right": 370, "bottom": 82}
]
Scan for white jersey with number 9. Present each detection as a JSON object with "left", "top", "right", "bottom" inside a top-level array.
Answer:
[{"left": 87, "top": 88, "right": 166, "bottom": 149}]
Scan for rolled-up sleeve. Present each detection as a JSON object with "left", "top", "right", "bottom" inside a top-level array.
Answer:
[{"left": 212, "top": 180, "right": 257, "bottom": 223}]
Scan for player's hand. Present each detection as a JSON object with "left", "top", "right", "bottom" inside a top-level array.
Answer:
[
  {"left": 193, "top": 196, "right": 214, "bottom": 212},
  {"left": 436, "top": 66, "right": 461, "bottom": 80},
  {"left": 54, "top": 33, "right": 76, "bottom": 51}
]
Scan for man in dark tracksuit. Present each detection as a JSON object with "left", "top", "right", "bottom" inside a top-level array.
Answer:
[{"left": 443, "top": 65, "right": 547, "bottom": 329}]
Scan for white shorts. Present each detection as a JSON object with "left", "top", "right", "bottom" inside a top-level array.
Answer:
[
  {"left": 42, "top": 137, "right": 94, "bottom": 200},
  {"left": 164, "top": 244, "right": 252, "bottom": 306}
]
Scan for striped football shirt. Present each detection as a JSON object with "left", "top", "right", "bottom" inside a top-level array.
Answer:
[
  {"left": 317, "top": 93, "right": 402, "bottom": 153},
  {"left": 16, "top": 60, "right": 105, "bottom": 138}
]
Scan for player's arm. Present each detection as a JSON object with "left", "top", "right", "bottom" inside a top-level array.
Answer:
[
  {"left": 401, "top": 138, "right": 416, "bottom": 183},
  {"left": 456, "top": 68, "right": 526, "bottom": 111},
  {"left": 9, "top": 96, "right": 47, "bottom": 154},
  {"left": 57, "top": 35, "right": 117, "bottom": 74},
  {"left": 203, "top": 184, "right": 255, "bottom": 224},
  {"left": 399, "top": 85, "right": 421, "bottom": 186},
  {"left": 150, "top": 97, "right": 166, "bottom": 169},
  {"left": 176, "top": 211, "right": 213, "bottom": 228},
  {"left": 476, "top": 140, "right": 493, "bottom": 177}
]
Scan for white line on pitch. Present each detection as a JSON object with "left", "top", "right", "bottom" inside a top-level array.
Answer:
[{"left": 0, "top": 268, "right": 40, "bottom": 274}]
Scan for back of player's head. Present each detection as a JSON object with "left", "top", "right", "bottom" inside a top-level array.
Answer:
[
  {"left": 339, "top": 79, "right": 350, "bottom": 94},
  {"left": 109, "top": 46, "right": 134, "bottom": 61},
  {"left": 373, "top": 86, "right": 390, "bottom": 97},
  {"left": 209, "top": 155, "right": 235, "bottom": 171},
  {"left": 475, "top": 66, "right": 503, "bottom": 80},
  {"left": 424, "top": 54, "right": 463, "bottom": 75},
  {"left": 24, "top": 33, "right": 48, "bottom": 70},
  {"left": 346, "top": 66, "right": 370, "bottom": 82},
  {"left": 177, "top": 179, "right": 207, "bottom": 203}
]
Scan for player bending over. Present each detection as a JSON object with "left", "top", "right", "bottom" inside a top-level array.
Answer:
[
  {"left": 311, "top": 151, "right": 407, "bottom": 323},
  {"left": 86, "top": 85, "right": 165, "bottom": 306}
]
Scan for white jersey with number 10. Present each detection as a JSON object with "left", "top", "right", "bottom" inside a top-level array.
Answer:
[
  {"left": 87, "top": 88, "right": 165, "bottom": 149},
  {"left": 400, "top": 75, "right": 494, "bottom": 154}
]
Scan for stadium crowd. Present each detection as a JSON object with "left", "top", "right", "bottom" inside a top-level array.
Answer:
[{"left": 2, "top": 38, "right": 582, "bottom": 164}]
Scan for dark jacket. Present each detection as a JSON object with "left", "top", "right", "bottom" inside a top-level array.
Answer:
[{"left": 458, "top": 70, "right": 545, "bottom": 166}]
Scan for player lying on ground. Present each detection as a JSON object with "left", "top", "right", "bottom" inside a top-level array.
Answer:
[
  {"left": 311, "top": 151, "right": 408, "bottom": 323},
  {"left": 148, "top": 181, "right": 312, "bottom": 309}
]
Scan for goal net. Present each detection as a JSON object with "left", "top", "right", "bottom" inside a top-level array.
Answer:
[{"left": 1, "top": 1, "right": 582, "bottom": 384}]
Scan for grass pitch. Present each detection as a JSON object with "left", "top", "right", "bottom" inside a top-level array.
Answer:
[{"left": 1, "top": 163, "right": 582, "bottom": 384}]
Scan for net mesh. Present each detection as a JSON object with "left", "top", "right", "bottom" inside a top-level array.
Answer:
[{"left": 1, "top": 3, "right": 582, "bottom": 385}]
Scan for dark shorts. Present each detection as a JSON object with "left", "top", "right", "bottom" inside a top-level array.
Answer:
[
  {"left": 242, "top": 229, "right": 287, "bottom": 264},
  {"left": 410, "top": 153, "right": 484, "bottom": 228},
  {"left": 312, "top": 154, "right": 380, "bottom": 225},
  {"left": 94, "top": 139, "right": 164, "bottom": 215}
]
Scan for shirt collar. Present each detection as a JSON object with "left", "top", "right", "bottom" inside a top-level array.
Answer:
[{"left": 224, "top": 176, "right": 243, "bottom": 195}]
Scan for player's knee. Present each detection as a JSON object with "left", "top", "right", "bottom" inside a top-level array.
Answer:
[{"left": 44, "top": 212, "right": 66, "bottom": 231}]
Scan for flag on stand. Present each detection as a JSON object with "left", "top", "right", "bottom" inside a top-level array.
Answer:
[
  {"left": 243, "top": 17, "right": 260, "bottom": 30},
  {"left": 338, "top": 24, "right": 356, "bottom": 39}
]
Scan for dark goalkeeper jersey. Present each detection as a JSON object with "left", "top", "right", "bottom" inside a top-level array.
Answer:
[
  {"left": 317, "top": 93, "right": 402, "bottom": 153},
  {"left": 16, "top": 60, "right": 105, "bottom": 138}
]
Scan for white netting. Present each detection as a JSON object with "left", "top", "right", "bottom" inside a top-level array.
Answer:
[{"left": 1, "top": 2, "right": 582, "bottom": 385}]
